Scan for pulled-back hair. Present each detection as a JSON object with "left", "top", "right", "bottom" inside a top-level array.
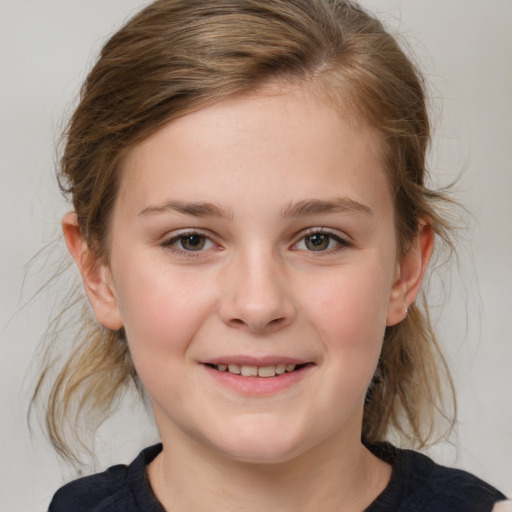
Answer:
[{"left": 34, "top": 0, "right": 456, "bottom": 463}]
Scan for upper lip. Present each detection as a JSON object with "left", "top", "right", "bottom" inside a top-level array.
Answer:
[{"left": 201, "top": 356, "right": 312, "bottom": 366}]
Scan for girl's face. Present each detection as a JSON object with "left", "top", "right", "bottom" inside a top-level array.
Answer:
[{"left": 85, "top": 84, "right": 426, "bottom": 463}]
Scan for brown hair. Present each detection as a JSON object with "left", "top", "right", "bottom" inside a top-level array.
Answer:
[{"left": 34, "top": 0, "right": 456, "bottom": 463}]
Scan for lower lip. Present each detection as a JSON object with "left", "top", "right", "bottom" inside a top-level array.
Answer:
[{"left": 202, "top": 364, "right": 313, "bottom": 395}]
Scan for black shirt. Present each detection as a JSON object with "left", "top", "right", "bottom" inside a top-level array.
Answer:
[{"left": 49, "top": 443, "right": 507, "bottom": 511}]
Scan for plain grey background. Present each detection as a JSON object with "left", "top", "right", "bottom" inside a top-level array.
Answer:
[{"left": 1, "top": 0, "right": 511, "bottom": 509}]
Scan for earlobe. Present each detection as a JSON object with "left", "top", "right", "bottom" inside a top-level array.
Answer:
[
  {"left": 386, "top": 221, "right": 435, "bottom": 326},
  {"left": 62, "top": 212, "right": 123, "bottom": 330}
]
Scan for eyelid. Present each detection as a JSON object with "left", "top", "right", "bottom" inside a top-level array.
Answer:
[
  {"left": 161, "top": 229, "right": 220, "bottom": 254},
  {"left": 291, "top": 227, "right": 351, "bottom": 252},
  {"left": 159, "top": 227, "right": 351, "bottom": 255}
]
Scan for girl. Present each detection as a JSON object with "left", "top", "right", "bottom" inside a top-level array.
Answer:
[{"left": 34, "top": 0, "right": 508, "bottom": 510}]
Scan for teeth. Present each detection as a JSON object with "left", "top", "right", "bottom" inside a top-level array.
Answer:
[
  {"left": 214, "top": 363, "right": 300, "bottom": 377},
  {"left": 240, "top": 365, "right": 258, "bottom": 377},
  {"left": 275, "top": 364, "right": 286, "bottom": 375},
  {"left": 227, "top": 364, "right": 240, "bottom": 374},
  {"left": 258, "top": 366, "right": 276, "bottom": 377}
]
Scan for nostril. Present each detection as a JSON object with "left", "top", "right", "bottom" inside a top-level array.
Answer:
[{"left": 227, "top": 315, "right": 288, "bottom": 332}]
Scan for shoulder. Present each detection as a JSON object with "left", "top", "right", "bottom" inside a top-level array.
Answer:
[
  {"left": 421, "top": 460, "right": 507, "bottom": 512},
  {"left": 48, "top": 464, "right": 129, "bottom": 512},
  {"left": 368, "top": 444, "right": 508, "bottom": 512},
  {"left": 48, "top": 444, "right": 163, "bottom": 512}
]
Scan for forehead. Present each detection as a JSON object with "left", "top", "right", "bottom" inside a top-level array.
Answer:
[{"left": 116, "top": 84, "right": 390, "bottom": 219}]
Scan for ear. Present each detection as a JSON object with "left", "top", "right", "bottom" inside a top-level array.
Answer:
[
  {"left": 62, "top": 212, "right": 123, "bottom": 330},
  {"left": 386, "top": 221, "right": 435, "bottom": 326}
]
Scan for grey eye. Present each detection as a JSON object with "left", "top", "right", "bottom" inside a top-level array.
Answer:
[
  {"left": 304, "top": 233, "right": 330, "bottom": 251},
  {"left": 294, "top": 231, "right": 347, "bottom": 252},
  {"left": 178, "top": 234, "right": 208, "bottom": 251}
]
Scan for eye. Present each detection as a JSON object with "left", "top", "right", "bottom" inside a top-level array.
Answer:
[
  {"left": 164, "top": 232, "right": 215, "bottom": 252},
  {"left": 294, "top": 230, "right": 348, "bottom": 252}
]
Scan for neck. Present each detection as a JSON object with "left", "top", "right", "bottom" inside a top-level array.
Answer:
[{"left": 148, "top": 428, "right": 391, "bottom": 512}]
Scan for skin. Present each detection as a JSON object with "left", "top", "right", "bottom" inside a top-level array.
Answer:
[{"left": 63, "top": 83, "right": 434, "bottom": 512}]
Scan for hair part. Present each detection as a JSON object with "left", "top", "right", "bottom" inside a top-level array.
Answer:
[{"left": 33, "top": 0, "right": 456, "bottom": 464}]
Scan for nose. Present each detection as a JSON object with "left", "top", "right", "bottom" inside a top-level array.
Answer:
[{"left": 218, "top": 249, "right": 296, "bottom": 335}]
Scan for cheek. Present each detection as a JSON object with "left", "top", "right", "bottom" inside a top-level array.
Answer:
[
  {"left": 300, "top": 257, "right": 395, "bottom": 389},
  {"left": 113, "top": 267, "right": 219, "bottom": 416},
  {"left": 305, "top": 262, "right": 393, "bottom": 340},
  {"left": 112, "top": 263, "right": 216, "bottom": 364}
]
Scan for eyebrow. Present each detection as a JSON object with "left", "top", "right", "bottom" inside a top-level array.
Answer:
[
  {"left": 138, "top": 200, "right": 233, "bottom": 219},
  {"left": 138, "top": 197, "right": 373, "bottom": 219},
  {"left": 281, "top": 198, "right": 374, "bottom": 217}
]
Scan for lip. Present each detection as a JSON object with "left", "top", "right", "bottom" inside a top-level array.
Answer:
[{"left": 201, "top": 360, "right": 315, "bottom": 396}]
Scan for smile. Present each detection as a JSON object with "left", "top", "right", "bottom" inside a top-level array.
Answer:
[
  {"left": 207, "top": 363, "right": 303, "bottom": 377},
  {"left": 202, "top": 359, "right": 314, "bottom": 395}
]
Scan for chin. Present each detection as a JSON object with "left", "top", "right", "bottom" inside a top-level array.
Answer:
[
  {"left": 219, "top": 442, "right": 304, "bottom": 465},
  {"left": 207, "top": 420, "right": 315, "bottom": 465}
]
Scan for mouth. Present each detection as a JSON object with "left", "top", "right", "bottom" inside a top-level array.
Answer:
[
  {"left": 205, "top": 362, "right": 310, "bottom": 378},
  {"left": 201, "top": 358, "right": 314, "bottom": 395}
]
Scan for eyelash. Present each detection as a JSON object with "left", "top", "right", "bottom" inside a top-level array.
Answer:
[
  {"left": 161, "top": 228, "right": 350, "bottom": 256},
  {"left": 161, "top": 230, "right": 217, "bottom": 256},
  {"left": 293, "top": 228, "right": 351, "bottom": 254}
]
